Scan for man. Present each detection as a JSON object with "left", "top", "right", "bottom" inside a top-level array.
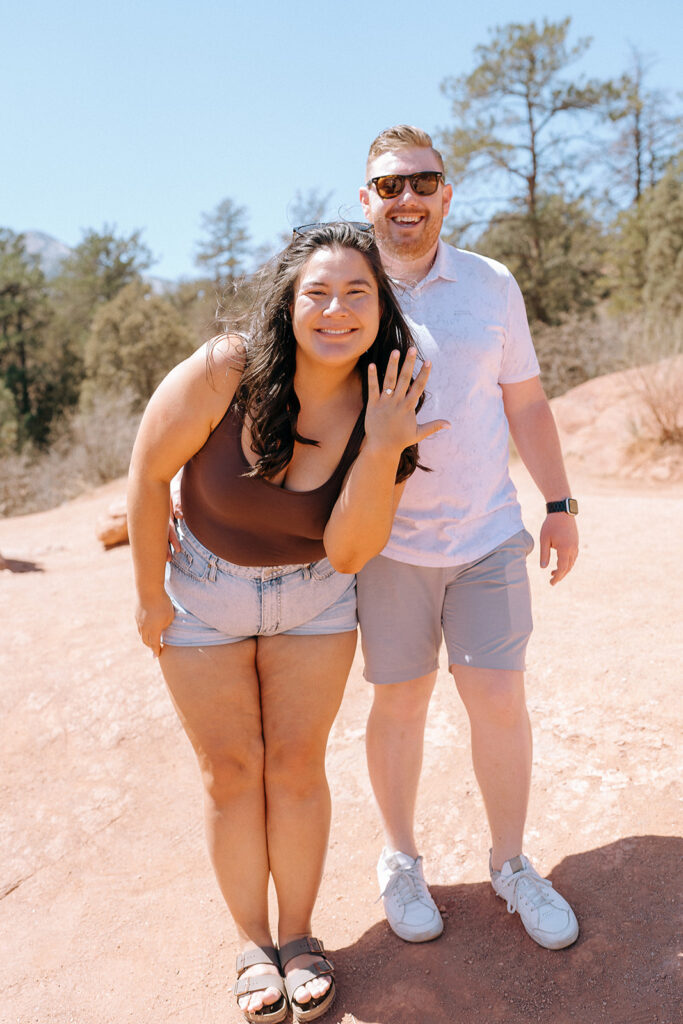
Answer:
[{"left": 357, "top": 125, "right": 579, "bottom": 950}]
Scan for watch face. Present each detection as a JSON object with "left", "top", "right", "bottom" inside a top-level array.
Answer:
[{"left": 568, "top": 498, "right": 579, "bottom": 515}]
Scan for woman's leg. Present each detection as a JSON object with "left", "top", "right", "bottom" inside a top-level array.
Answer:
[
  {"left": 159, "top": 641, "right": 282, "bottom": 1016},
  {"left": 256, "top": 631, "right": 357, "bottom": 1006}
]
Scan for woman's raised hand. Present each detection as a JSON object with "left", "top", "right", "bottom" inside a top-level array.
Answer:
[{"left": 365, "top": 348, "right": 449, "bottom": 458}]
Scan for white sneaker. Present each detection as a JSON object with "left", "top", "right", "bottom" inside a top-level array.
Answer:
[
  {"left": 377, "top": 848, "right": 444, "bottom": 943},
  {"left": 490, "top": 853, "right": 579, "bottom": 949}
]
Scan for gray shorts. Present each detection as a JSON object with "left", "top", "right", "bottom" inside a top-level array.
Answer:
[
  {"left": 162, "top": 520, "right": 357, "bottom": 647},
  {"left": 357, "top": 530, "right": 534, "bottom": 683}
]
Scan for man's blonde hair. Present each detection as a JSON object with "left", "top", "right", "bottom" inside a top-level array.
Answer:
[{"left": 366, "top": 125, "right": 444, "bottom": 174}]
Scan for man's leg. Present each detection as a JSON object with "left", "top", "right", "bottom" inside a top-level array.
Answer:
[
  {"left": 358, "top": 555, "right": 445, "bottom": 942},
  {"left": 365, "top": 673, "right": 444, "bottom": 941},
  {"left": 451, "top": 666, "right": 531, "bottom": 871},
  {"left": 365, "top": 672, "right": 437, "bottom": 857},
  {"left": 454, "top": 664, "right": 577, "bottom": 948},
  {"left": 443, "top": 532, "right": 578, "bottom": 949}
]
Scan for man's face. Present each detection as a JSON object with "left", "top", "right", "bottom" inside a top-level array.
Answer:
[{"left": 360, "top": 146, "right": 452, "bottom": 263}]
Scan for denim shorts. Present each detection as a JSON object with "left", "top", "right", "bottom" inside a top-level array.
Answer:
[
  {"left": 162, "top": 520, "right": 357, "bottom": 647},
  {"left": 357, "top": 530, "right": 535, "bottom": 682}
]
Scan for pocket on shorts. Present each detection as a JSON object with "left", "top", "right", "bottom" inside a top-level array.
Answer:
[
  {"left": 309, "top": 556, "right": 338, "bottom": 581},
  {"left": 170, "top": 539, "right": 211, "bottom": 583},
  {"left": 521, "top": 529, "right": 535, "bottom": 556}
]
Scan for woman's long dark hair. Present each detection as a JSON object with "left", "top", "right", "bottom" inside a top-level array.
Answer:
[{"left": 213, "top": 222, "right": 426, "bottom": 483}]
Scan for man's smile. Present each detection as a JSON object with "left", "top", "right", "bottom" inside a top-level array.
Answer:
[{"left": 391, "top": 214, "right": 425, "bottom": 225}]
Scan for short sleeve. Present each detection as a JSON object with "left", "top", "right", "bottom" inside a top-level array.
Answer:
[{"left": 499, "top": 275, "right": 540, "bottom": 384}]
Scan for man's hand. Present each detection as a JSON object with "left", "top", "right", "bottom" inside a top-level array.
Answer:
[{"left": 539, "top": 513, "right": 579, "bottom": 585}]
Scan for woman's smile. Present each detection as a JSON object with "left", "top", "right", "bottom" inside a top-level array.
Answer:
[{"left": 316, "top": 327, "right": 358, "bottom": 336}]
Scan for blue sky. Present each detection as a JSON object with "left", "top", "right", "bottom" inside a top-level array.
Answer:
[{"left": 3, "top": 0, "right": 681, "bottom": 281}]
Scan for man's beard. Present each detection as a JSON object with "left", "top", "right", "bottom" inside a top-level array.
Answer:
[{"left": 372, "top": 213, "right": 442, "bottom": 262}]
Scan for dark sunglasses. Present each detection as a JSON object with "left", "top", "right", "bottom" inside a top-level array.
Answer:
[
  {"left": 292, "top": 221, "right": 373, "bottom": 237},
  {"left": 367, "top": 171, "right": 444, "bottom": 199}
]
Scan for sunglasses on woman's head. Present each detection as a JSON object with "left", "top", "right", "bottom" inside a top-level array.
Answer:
[
  {"left": 367, "top": 171, "right": 444, "bottom": 199},
  {"left": 292, "top": 221, "right": 374, "bottom": 237}
]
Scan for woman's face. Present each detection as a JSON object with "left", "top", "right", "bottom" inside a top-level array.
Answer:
[{"left": 290, "top": 245, "right": 381, "bottom": 373}]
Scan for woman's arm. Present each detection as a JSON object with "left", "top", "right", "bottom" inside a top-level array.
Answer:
[
  {"left": 127, "top": 337, "right": 244, "bottom": 654},
  {"left": 323, "top": 349, "right": 449, "bottom": 574}
]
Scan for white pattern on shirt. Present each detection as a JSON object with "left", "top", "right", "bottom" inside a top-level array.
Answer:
[{"left": 383, "top": 241, "right": 540, "bottom": 567}]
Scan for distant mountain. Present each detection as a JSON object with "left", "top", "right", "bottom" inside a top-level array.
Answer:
[
  {"left": 23, "top": 231, "right": 72, "bottom": 278},
  {"left": 20, "top": 229, "right": 174, "bottom": 293}
]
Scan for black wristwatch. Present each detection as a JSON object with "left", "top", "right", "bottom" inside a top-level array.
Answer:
[{"left": 546, "top": 498, "right": 579, "bottom": 515}]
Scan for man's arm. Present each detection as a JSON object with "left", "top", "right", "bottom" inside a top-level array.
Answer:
[{"left": 501, "top": 375, "right": 578, "bottom": 586}]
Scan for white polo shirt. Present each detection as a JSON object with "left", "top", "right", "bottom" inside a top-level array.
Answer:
[{"left": 383, "top": 241, "right": 540, "bottom": 567}]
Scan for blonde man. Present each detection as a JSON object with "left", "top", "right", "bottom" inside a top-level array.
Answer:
[{"left": 357, "top": 125, "right": 579, "bottom": 950}]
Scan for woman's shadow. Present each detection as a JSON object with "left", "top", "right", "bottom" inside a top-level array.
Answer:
[{"left": 329, "top": 835, "right": 680, "bottom": 1024}]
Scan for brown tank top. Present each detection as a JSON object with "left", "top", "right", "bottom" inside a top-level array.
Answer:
[{"left": 181, "top": 401, "right": 366, "bottom": 566}]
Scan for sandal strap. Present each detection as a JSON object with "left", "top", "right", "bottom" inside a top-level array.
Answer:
[
  {"left": 280, "top": 937, "right": 335, "bottom": 1007},
  {"left": 284, "top": 961, "right": 333, "bottom": 1000},
  {"left": 278, "top": 936, "right": 330, "bottom": 969},
  {"left": 234, "top": 972, "right": 288, "bottom": 1000},
  {"left": 235, "top": 945, "right": 281, "bottom": 976}
]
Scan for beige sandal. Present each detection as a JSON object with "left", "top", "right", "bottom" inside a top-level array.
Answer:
[
  {"left": 233, "top": 946, "right": 288, "bottom": 1024},
  {"left": 279, "top": 936, "right": 336, "bottom": 1022}
]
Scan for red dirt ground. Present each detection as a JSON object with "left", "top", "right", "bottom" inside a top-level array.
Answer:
[{"left": 1, "top": 372, "right": 681, "bottom": 1023}]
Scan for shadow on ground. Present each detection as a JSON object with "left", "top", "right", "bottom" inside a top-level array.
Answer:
[{"left": 329, "top": 836, "right": 681, "bottom": 1024}]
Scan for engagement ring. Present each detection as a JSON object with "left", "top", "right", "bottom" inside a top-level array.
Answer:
[{"left": 384, "top": 388, "right": 393, "bottom": 395}]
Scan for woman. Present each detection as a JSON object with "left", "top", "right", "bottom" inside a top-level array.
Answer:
[{"left": 127, "top": 223, "right": 447, "bottom": 1023}]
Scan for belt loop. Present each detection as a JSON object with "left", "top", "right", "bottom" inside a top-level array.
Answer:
[
  {"left": 207, "top": 556, "right": 218, "bottom": 582},
  {"left": 302, "top": 564, "right": 312, "bottom": 580}
]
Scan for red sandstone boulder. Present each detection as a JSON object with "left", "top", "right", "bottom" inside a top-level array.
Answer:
[{"left": 96, "top": 498, "right": 129, "bottom": 549}]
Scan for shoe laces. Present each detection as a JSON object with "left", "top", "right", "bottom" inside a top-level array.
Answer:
[
  {"left": 501, "top": 866, "right": 553, "bottom": 916},
  {"left": 380, "top": 859, "right": 430, "bottom": 906}
]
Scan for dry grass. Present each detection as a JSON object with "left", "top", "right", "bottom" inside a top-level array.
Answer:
[
  {"left": 536, "top": 307, "right": 683, "bottom": 448},
  {"left": 632, "top": 359, "right": 683, "bottom": 446},
  {"left": 0, "top": 391, "right": 140, "bottom": 517},
  {"left": 534, "top": 307, "right": 633, "bottom": 399},
  {"left": 625, "top": 319, "right": 683, "bottom": 447}
]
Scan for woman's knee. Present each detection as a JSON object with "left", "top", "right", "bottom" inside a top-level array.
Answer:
[
  {"left": 263, "top": 732, "right": 328, "bottom": 800},
  {"left": 198, "top": 736, "right": 265, "bottom": 805}
]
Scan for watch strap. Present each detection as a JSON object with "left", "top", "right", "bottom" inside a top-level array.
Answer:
[{"left": 546, "top": 498, "right": 578, "bottom": 515}]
